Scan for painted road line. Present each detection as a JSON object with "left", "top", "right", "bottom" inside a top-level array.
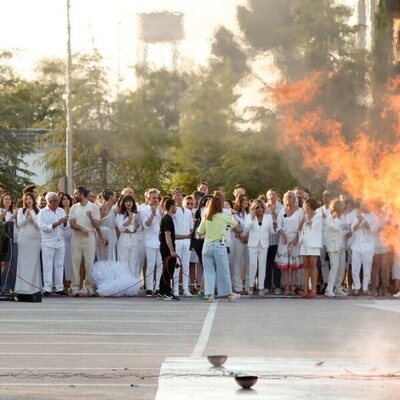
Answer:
[
  {"left": 357, "top": 300, "right": 400, "bottom": 314},
  {"left": 0, "top": 352, "right": 188, "bottom": 356},
  {"left": 0, "top": 331, "right": 198, "bottom": 336},
  {"left": 0, "top": 309, "right": 207, "bottom": 313},
  {"left": 191, "top": 302, "right": 218, "bottom": 358},
  {"left": 0, "top": 383, "right": 158, "bottom": 387},
  {"left": 155, "top": 357, "right": 400, "bottom": 400},
  {"left": 0, "top": 319, "right": 203, "bottom": 324}
]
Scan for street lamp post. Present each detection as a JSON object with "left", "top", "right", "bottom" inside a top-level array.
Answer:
[{"left": 65, "top": 0, "right": 73, "bottom": 194}]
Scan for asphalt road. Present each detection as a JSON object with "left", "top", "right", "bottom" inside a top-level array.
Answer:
[{"left": 0, "top": 296, "right": 399, "bottom": 399}]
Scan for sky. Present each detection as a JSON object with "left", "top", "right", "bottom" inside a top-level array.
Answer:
[{"left": 0, "top": 0, "right": 247, "bottom": 89}]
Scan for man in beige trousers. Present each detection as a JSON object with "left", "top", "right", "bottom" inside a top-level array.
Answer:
[{"left": 69, "top": 186, "right": 100, "bottom": 296}]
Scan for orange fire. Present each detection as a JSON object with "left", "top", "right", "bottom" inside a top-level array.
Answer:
[{"left": 273, "top": 72, "right": 400, "bottom": 252}]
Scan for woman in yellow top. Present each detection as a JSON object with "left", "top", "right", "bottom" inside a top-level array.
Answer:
[{"left": 198, "top": 196, "right": 240, "bottom": 302}]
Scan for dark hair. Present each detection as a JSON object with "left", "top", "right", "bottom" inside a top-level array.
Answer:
[
  {"left": 22, "top": 185, "right": 37, "bottom": 195},
  {"left": 120, "top": 195, "right": 137, "bottom": 216},
  {"left": 234, "top": 184, "right": 244, "bottom": 189},
  {"left": 76, "top": 186, "right": 88, "bottom": 197},
  {"left": 22, "top": 192, "right": 39, "bottom": 214},
  {"left": 0, "top": 192, "right": 13, "bottom": 211},
  {"left": 172, "top": 187, "right": 182, "bottom": 196},
  {"left": 160, "top": 195, "right": 172, "bottom": 209},
  {"left": 164, "top": 198, "right": 175, "bottom": 211},
  {"left": 60, "top": 193, "right": 73, "bottom": 208},
  {"left": 233, "top": 194, "right": 249, "bottom": 213},
  {"left": 192, "top": 190, "right": 204, "bottom": 200},
  {"left": 224, "top": 198, "right": 233, "bottom": 209},
  {"left": 204, "top": 196, "right": 223, "bottom": 221},
  {"left": 102, "top": 189, "right": 114, "bottom": 201},
  {"left": 304, "top": 198, "right": 319, "bottom": 211}
]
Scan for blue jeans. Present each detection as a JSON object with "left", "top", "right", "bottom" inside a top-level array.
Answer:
[{"left": 202, "top": 241, "right": 232, "bottom": 297}]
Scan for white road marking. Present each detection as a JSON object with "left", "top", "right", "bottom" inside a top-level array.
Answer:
[
  {"left": 0, "top": 342, "right": 194, "bottom": 346},
  {"left": 0, "top": 383, "right": 158, "bottom": 387},
  {"left": 0, "top": 367, "right": 159, "bottom": 370},
  {"left": 0, "top": 319, "right": 203, "bottom": 324},
  {"left": 191, "top": 302, "right": 217, "bottom": 358},
  {"left": 0, "top": 352, "right": 188, "bottom": 356},
  {"left": 0, "top": 331, "right": 197, "bottom": 336},
  {"left": 0, "top": 309, "right": 207, "bottom": 314}
]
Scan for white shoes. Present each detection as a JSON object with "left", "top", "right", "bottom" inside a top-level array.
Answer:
[
  {"left": 393, "top": 291, "right": 400, "bottom": 298},
  {"left": 228, "top": 293, "right": 240, "bottom": 302},
  {"left": 324, "top": 291, "right": 335, "bottom": 298},
  {"left": 183, "top": 290, "right": 193, "bottom": 297}
]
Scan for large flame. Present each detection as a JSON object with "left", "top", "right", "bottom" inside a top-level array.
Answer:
[{"left": 273, "top": 73, "right": 400, "bottom": 252}]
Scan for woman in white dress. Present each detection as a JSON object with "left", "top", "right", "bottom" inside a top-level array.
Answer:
[
  {"left": 60, "top": 193, "right": 74, "bottom": 286},
  {"left": 96, "top": 189, "right": 117, "bottom": 262},
  {"left": 14, "top": 193, "right": 42, "bottom": 293},
  {"left": 116, "top": 195, "right": 141, "bottom": 279},
  {"left": 299, "top": 198, "right": 323, "bottom": 298},
  {"left": 276, "top": 191, "right": 304, "bottom": 296}
]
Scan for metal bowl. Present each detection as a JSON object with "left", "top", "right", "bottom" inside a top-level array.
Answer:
[
  {"left": 234, "top": 375, "right": 258, "bottom": 389},
  {"left": 207, "top": 355, "right": 228, "bottom": 367}
]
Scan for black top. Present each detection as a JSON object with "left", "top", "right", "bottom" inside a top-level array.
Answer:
[{"left": 159, "top": 214, "right": 175, "bottom": 250}]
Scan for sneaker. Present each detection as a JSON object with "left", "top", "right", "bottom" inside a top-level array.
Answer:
[
  {"left": 258, "top": 289, "right": 266, "bottom": 296},
  {"left": 264, "top": 288, "right": 271, "bottom": 295},
  {"left": 55, "top": 290, "right": 68, "bottom": 296},
  {"left": 353, "top": 289, "right": 360, "bottom": 296},
  {"left": 87, "top": 289, "right": 96, "bottom": 297},
  {"left": 183, "top": 290, "right": 193, "bottom": 297},
  {"left": 207, "top": 295, "right": 215, "bottom": 303},
  {"left": 157, "top": 292, "right": 165, "bottom": 299},
  {"left": 162, "top": 294, "right": 173, "bottom": 301},
  {"left": 78, "top": 288, "right": 88, "bottom": 296},
  {"left": 173, "top": 289, "right": 179, "bottom": 297},
  {"left": 171, "top": 294, "right": 181, "bottom": 301},
  {"left": 274, "top": 288, "right": 281, "bottom": 295},
  {"left": 245, "top": 291, "right": 253, "bottom": 296},
  {"left": 145, "top": 290, "right": 153, "bottom": 297},
  {"left": 393, "top": 291, "right": 400, "bottom": 298},
  {"left": 228, "top": 293, "right": 240, "bottom": 302},
  {"left": 71, "top": 288, "right": 80, "bottom": 297},
  {"left": 324, "top": 290, "right": 335, "bottom": 298},
  {"left": 335, "top": 287, "right": 347, "bottom": 296},
  {"left": 42, "top": 291, "right": 51, "bottom": 297}
]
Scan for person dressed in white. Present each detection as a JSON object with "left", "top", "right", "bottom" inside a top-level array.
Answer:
[
  {"left": 244, "top": 199, "right": 274, "bottom": 296},
  {"left": 324, "top": 199, "right": 348, "bottom": 297},
  {"left": 116, "top": 195, "right": 142, "bottom": 280},
  {"left": 69, "top": 186, "right": 100, "bottom": 297},
  {"left": 38, "top": 192, "right": 68, "bottom": 296},
  {"left": 350, "top": 203, "right": 377, "bottom": 295},
  {"left": 299, "top": 198, "right": 323, "bottom": 298},
  {"left": 140, "top": 188, "right": 162, "bottom": 296},
  {"left": 316, "top": 190, "right": 332, "bottom": 290},
  {"left": 96, "top": 189, "right": 117, "bottom": 262},
  {"left": 14, "top": 193, "right": 42, "bottom": 293},
  {"left": 276, "top": 191, "right": 304, "bottom": 296},
  {"left": 172, "top": 189, "right": 193, "bottom": 297},
  {"left": 230, "top": 194, "right": 249, "bottom": 293}
]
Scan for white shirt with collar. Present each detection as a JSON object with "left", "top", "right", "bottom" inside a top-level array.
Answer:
[
  {"left": 173, "top": 207, "right": 193, "bottom": 241},
  {"left": 316, "top": 205, "right": 331, "bottom": 246},
  {"left": 140, "top": 205, "right": 161, "bottom": 249},
  {"left": 244, "top": 213, "right": 274, "bottom": 248},
  {"left": 38, "top": 206, "right": 67, "bottom": 248}
]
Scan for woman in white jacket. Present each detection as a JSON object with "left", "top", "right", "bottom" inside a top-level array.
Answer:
[
  {"left": 299, "top": 198, "right": 322, "bottom": 298},
  {"left": 244, "top": 199, "right": 274, "bottom": 296},
  {"left": 324, "top": 199, "right": 348, "bottom": 297}
]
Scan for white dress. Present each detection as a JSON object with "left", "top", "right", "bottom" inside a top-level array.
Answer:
[
  {"left": 275, "top": 208, "right": 304, "bottom": 270},
  {"left": 96, "top": 209, "right": 117, "bottom": 261},
  {"left": 14, "top": 208, "right": 42, "bottom": 293}
]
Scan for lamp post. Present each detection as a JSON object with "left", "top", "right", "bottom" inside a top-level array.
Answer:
[{"left": 65, "top": 0, "right": 73, "bottom": 194}]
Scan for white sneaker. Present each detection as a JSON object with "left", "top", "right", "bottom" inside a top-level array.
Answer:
[
  {"left": 173, "top": 289, "right": 179, "bottom": 297},
  {"left": 78, "top": 288, "right": 88, "bottom": 296},
  {"left": 274, "top": 288, "right": 281, "bottom": 295},
  {"left": 393, "top": 291, "right": 400, "bottom": 298},
  {"left": 228, "top": 293, "right": 240, "bottom": 302},
  {"left": 335, "top": 287, "right": 347, "bottom": 296},
  {"left": 183, "top": 291, "right": 193, "bottom": 297},
  {"left": 258, "top": 289, "right": 266, "bottom": 296},
  {"left": 71, "top": 288, "right": 80, "bottom": 297},
  {"left": 324, "top": 291, "right": 335, "bottom": 298}
]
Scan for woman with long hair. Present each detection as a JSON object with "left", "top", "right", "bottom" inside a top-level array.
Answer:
[
  {"left": 116, "top": 195, "right": 142, "bottom": 279},
  {"left": 276, "top": 191, "right": 304, "bottom": 296},
  {"left": 60, "top": 193, "right": 74, "bottom": 290},
  {"left": 197, "top": 196, "right": 239, "bottom": 302},
  {"left": 97, "top": 189, "right": 117, "bottom": 262},
  {"left": 0, "top": 193, "right": 18, "bottom": 292},
  {"left": 14, "top": 193, "right": 42, "bottom": 293},
  {"left": 230, "top": 194, "right": 249, "bottom": 293},
  {"left": 299, "top": 198, "right": 323, "bottom": 298},
  {"left": 244, "top": 199, "right": 274, "bottom": 296}
]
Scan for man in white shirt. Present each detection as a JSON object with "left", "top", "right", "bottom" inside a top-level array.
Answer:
[
  {"left": 316, "top": 190, "right": 332, "bottom": 290},
  {"left": 140, "top": 188, "right": 162, "bottom": 296},
  {"left": 38, "top": 192, "right": 68, "bottom": 296},
  {"left": 69, "top": 186, "right": 100, "bottom": 296},
  {"left": 172, "top": 188, "right": 193, "bottom": 296}
]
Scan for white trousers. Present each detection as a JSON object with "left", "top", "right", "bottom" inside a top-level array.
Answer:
[
  {"left": 145, "top": 246, "right": 162, "bottom": 291},
  {"left": 118, "top": 233, "right": 140, "bottom": 280},
  {"left": 71, "top": 232, "right": 96, "bottom": 291},
  {"left": 327, "top": 249, "right": 346, "bottom": 293},
  {"left": 42, "top": 245, "right": 65, "bottom": 292},
  {"left": 352, "top": 248, "right": 374, "bottom": 290},
  {"left": 246, "top": 245, "right": 268, "bottom": 291},
  {"left": 173, "top": 239, "right": 191, "bottom": 293},
  {"left": 230, "top": 237, "right": 248, "bottom": 291},
  {"left": 320, "top": 246, "right": 330, "bottom": 283}
]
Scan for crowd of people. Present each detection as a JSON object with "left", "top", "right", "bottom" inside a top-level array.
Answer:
[{"left": 0, "top": 181, "right": 399, "bottom": 301}]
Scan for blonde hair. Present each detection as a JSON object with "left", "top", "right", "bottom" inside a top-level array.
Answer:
[{"left": 330, "top": 199, "right": 345, "bottom": 214}]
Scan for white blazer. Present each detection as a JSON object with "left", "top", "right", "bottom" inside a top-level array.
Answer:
[
  {"left": 244, "top": 213, "right": 274, "bottom": 248},
  {"left": 324, "top": 215, "right": 347, "bottom": 252},
  {"left": 299, "top": 214, "right": 323, "bottom": 248}
]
